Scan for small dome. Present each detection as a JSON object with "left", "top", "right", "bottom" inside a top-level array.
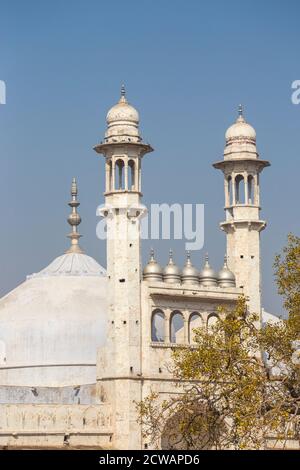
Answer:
[
  {"left": 218, "top": 255, "right": 236, "bottom": 288},
  {"left": 104, "top": 85, "right": 141, "bottom": 143},
  {"left": 143, "top": 249, "right": 163, "bottom": 282},
  {"left": 107, "top": 99, "right": 139, "bottom": 125},
  {"left": 225, "top": 105, "right": 256, "bottom": 142},
  {"left": 199, "top": 254, "right": 218, "bottom": 287},
  {"left": 163, "top": 250, "right": 181, "bottom": 284},
  {"left": 225, "top": 117, "right": 256, "bottom": 142},
  {"left": 182, "top": 251, "right": 199, "bottom": 285},
  {"left": 224, "top": 105, "right": 258, "bottom": 161}
]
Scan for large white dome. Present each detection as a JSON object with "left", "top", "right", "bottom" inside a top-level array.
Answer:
[{"left": 0, "top": 253, "right": 107, "bottom": 387}]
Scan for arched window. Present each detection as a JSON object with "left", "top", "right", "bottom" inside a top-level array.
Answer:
[
  {"left": 227, "top": 176, "right": 232, "bottom": 205},
  {"left": 128, "top": 160, "right": 135, "bottom": 190},
  {"left": 235, "top": 174, "right": 245, "bottom": 204},
  {"left": 247, "top": 175, "right": 254, "bottom": 204},
  {"left": 151, "top": 310, "right": 165, "bottom": 342},
  {"left": 207, "top": 313, "right": 219, "bottom": 330},
  {"left": 170, "top": 311, "right": 184, "bottom": 344},
  {"left": 115, "top": 159, "right": 125, "bottom": 190},
  {"left": 189, "top": 312, "right": 202, "bottom": 344}
]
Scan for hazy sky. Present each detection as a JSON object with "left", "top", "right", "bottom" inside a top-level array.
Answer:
[{"left": 0, "top": 0, "right": 299, "bottom": 316}]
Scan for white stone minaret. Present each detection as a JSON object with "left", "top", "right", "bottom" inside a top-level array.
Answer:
[
  {"left": 94, "top": 86, "right": 153, "bottom": 449},
  {"left": 213, "top": 106, "right": 270, "bottom": 316}
]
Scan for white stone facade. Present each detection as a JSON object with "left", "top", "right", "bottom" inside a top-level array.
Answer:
[{"left": 0, "top": 91, "right": 282, "bottom": 450}]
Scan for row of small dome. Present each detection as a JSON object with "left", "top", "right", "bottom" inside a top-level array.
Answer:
[{"left": 143, "top": 250, "right": 236, "bottom": 287}]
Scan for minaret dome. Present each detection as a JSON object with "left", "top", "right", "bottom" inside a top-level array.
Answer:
[
  {"left": 104, "top": 85, "right": 141, "bottom": 144},
  {"left": 224, "top": 105, "right": 257, "bottom": 160}
]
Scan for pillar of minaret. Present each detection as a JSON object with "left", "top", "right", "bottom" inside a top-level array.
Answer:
[
  {"left": 94, "top": 86, "right": 153, "bottom": 450},
  {"left": 66, "top": 177, "right": 84, "bottom": 254},
  {"left": 213, "top": 106, "right": 270, "bottom": 317}
]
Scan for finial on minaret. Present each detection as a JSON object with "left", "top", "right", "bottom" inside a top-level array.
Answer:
[
  {"left": 119, "top": 84, "right": 127, "bottom": 103},
  {"left": 186, "top": 250, "right": 191, "bottom": 265},
  {"left": 150, "top": 247, "right": 155, "bottom": 261},
  {"left": 66, "top": 177, "right": 84, "bottom": 254},
  {"left": 205, "top": 252, "right": 209, "bottom": 264},
  {"left": 71, "top": 177, "right": 77, "bottom": 197},
  {"left": 169, "top": 249, "right": 174, "bottom": 263},
  {"left": 237, "top": 104, "right": 245, "bottom": 122}
]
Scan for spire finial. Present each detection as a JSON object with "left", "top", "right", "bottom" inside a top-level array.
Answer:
[
  {"left": 150, "top": 247, "right": 155, "bottom": 261},
  {"left": 119, "top": 84, "right": 127, "bottom": 104},
  {"left": 169, "top": 249, "right": 174, "bottom": 263},
  {"left": 66, "top": 177, "right": 84, "bottom": 254},
  {"left": 71, "top": 176, "right": 77, "bottom": 197},
  {"left": 205, "top": 252, "right": 210, "bottom": 266},
  {"left": 186, "top": 250, "right": 191, "bottom": 265},
  {"left": 224, "top": 254, "right": 228, "bottom": 267},
  {"left": 237, "top": 104, "right": 245, "bottom": 122}
]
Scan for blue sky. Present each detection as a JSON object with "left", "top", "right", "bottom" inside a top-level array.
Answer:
[{"left": 0, "top": 0, "right": 299, "bottom": 316}]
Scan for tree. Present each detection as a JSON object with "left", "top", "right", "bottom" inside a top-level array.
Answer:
[{"left": 137, "top": 234, "right": 300, "bottom": 450}]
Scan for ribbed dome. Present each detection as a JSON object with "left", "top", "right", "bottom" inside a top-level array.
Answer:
[
  {"left": 217, "top": 255, "right": 236, "bottom": 288},
  {"left": 143, "top": 249, "right": 163, "bottom": 282},
  {"left": 182, "top": 251, "right": 199, "bottom": 286},
  {"left": 28, "top": 252, "right": 106, "bottom": 279},
  {"left": 199, "top": 254, "right": 218, "bottom": 287},
  {"left": 163, "top": 250, "right": 181, "bottom": 284},
  {"left": 104, "top": 85, "right": 141, "bottom": 144}
]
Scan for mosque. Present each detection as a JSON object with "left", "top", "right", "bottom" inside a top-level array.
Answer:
[{"left": 0, "top": 87, "right": 277, "bottom": 449}]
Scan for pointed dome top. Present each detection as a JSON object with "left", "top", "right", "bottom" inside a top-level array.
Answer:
[
  {"left": 199, "top": 254, "right": 218, "bottom": 287},
  {"left": 105, "top": 85, "right": 141, "bottom": 143},
  {"left": 143, "top": 249, "right": 163, "bottom": 282},
  {"left": 225, "top": 104, "right": 256, "bottom": 143},
  {"left": 217, "top": 255, "right": 236, "bottom": 287},
  {"left": 182, "top": 251, "right": 199, "bottom": 285},
  {"left": 163, "top": 250, "right": 181, "bottom": 284}
]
